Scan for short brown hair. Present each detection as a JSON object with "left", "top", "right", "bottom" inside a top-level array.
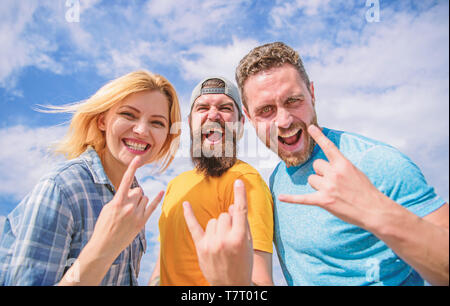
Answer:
[
  {"left": 202, "top": 78, "right": 226, "bottom": 89},
  {"left": 235, "top": 42, "right": 311, "bottom": 109}
]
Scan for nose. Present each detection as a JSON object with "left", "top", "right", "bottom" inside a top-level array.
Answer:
[
  {"left": 206, "top": 108, "right": 221, "bottom": 122},
  {"left": 276, "top": 107, "right": 293, "bottom": 129},
  {"left": 133, "top": 120, "right": 150, "bottom": 137}
]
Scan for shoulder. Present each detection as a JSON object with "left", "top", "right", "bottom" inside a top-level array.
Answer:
[
  {"left": 228, "top": 161, "right": 271, "bottom": 195},
  {"left": 8, "top": 159, "right": 88, "bottom": 228},
  {"left": 328, "top": 129, "right": 445, "bottom": 210},
  {"left": 326, "top": 128, "right": 387, "bottom": 155},
  {"left": 269, "top": 161, "right": 286, "bottom": 188},
  {"left": 227, "top": 160, "right": 261, "bottom": 177},
  {"left": 38, "top": 157, "right": 93, "bottom": 190},
  {"left": 167, "top": 169, "right": 198, "bottom": 186},
  {"left": 323, "top": 128, "right": 402, "bottom": 166},
  {"left": 224, "top": 160, "right": 271, "bottom": 188}
]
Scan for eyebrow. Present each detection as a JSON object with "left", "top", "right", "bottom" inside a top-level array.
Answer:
[
  {"left": 254, "top": 94, "right": 305, "bottom": 113},
  {"left": 286, "top": 94, "right": 305, "bottom": 101},
  {"left": 195, "top": 102, "right": 235, "bottom": 109},
  {"left": 119, "top": 105, "right": 169, "bottom": 122}
]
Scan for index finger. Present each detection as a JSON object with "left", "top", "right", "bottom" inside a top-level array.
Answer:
[
  {"left": 231, "top": 179, "right": 249, "bottom": 237},
  {"left": 183, "top": 201, "right": 205, "bottom": 243},
  {"left": 117, "top": 155, "right": 144, "bottom": 197},
  {"left": 307, "top": 125, "right": 343, "bottom": 163}
]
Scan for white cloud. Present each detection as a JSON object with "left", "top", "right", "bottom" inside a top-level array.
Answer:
[
  {"left": 0, "top": 125, "right": 66, "bottom": 200},
  {"left": 145, "top": 0, "right": 247, "bottom": 44},
  {"left": 270, "top": 0, "right": 331, "bottom": 28},
  {"left": 180, "top": 37, "right": 259, "bottom": 81},
  {"left": 307, "top": 4, "right": 448, "bottom": 140},
  {"left": 297, "top": 0, "right": 332, "bottom": 15},
  {"left": 96, "top": 41, "right": 155, "bottom": 77},
  {"left": 0, "top": 1, "right": 59, "bottom": 87},
  {"left": 0, "top": 1, "right": 252, "bottom": 88},
  {"left": 0, "top": 0, "right": 89, "bottom": 88}
]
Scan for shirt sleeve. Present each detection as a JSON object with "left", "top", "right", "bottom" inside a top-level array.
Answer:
[
  {"left": 237, "top": 174, "right": 274, "bottom": 254},
  {"left": 358, "top": 145, "right": 446, "bottom": 218},
  {"left": 0, "top": 178, "right": 75, "bottom": 285}
]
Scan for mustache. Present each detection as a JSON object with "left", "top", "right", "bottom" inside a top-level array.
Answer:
[{"left": 192, "top": 120, "right": 239, "bottom": 137}]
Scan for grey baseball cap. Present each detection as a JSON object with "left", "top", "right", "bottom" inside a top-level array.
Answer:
[{"left": 189, "top": 76, "right": 242, "bottom": 113}]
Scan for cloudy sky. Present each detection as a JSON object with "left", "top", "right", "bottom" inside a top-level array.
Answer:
[{"left": 0, "top": 0, "right": 448, "bottom": 286}]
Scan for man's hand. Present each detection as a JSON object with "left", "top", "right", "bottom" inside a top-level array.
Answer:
[
  {"left": 279, "top": 125, "right": 391, "bottom": 230},
  {"left": 183, "top": 179, "right": 253, "bottom": 286},
  {"left": 279, "top": 125, "right": 450, "bottom": 285}
]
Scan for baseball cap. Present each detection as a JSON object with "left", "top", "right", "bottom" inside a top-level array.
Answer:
[{"left": 189, "top": 76, "right": 242, "bottom": 113}]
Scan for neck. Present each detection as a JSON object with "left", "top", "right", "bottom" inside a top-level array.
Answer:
[{"left": 100, "top": 150, "right": 127, "bottom": 191}]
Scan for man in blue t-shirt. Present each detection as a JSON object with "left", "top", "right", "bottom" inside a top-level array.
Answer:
[{"left": 234, "top": 42, "right": 449, "bottom": 285}]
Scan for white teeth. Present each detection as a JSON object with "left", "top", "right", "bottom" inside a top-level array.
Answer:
[
  {"left": 280, "top": 129, "right": 301, "bottom": 138},
  {"left": 203, "top": 128, "right": 223, "bottom": 134},
  {"left": 124, "top": 140, "right": 148, "bottom": 151}
]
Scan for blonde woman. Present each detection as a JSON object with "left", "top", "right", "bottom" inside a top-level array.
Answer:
[{"left": 0, "top": 71, "right": 181, "bottom": 286}]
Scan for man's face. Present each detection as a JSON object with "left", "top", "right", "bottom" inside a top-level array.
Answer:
[
  {"left": 189, "top": 93, "right": 243, "bottom": 176},
  {"left": 243, "top": 63, "right": 318, "bottom": 167}
]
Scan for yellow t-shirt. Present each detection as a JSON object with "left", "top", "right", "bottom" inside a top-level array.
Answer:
[{"left": 159, "top": 160, "right": 274, "bottom": 286}]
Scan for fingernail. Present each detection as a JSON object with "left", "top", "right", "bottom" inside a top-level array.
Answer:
[{"left": 234, "top": 179, "right": 243, "bottom": 187}]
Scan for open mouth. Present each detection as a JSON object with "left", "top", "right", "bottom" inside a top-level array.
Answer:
[
  {"left": 203, "top": 128, "right": 223, "bottom": 144},
  {"left": 123, "top": 138, "right": 151, "bottom": 154},
  {"left": 278, "top": 129, "right": 302, "bottom": 147}
]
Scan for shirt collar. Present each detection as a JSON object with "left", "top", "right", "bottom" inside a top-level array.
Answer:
[
  {"left": 80, "top": 146, "right": 112, "bottom": 185},
  {"left": 80, "top": 146, "right": 140, "bottom": 190}
]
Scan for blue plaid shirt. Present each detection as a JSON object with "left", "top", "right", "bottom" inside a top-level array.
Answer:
[{"left": 0, "top": 147, "right": 146, "bottom": 286}]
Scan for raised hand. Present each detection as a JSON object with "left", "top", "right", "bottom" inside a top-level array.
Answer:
[
  {"left": 183, "top": 179, "right": 253, "bottom": 286},
  {"left": 90, "top": 155, "right": 164, "bottom": 259},
  {"left": 279, "top": 125, "right": 390, "bottom": 230}
]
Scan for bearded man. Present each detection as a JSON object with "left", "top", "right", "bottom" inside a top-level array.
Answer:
[
  {"left": 151, "top": 77, "right": 274, "bottom": 286},
  {"left": 235, "top": 42, "right": 448, "bottom": 286}
]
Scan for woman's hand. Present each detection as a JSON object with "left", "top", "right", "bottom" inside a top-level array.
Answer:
[
  {"left": 90, "top": 155, "right": 164, "bottom": 259},
  {"left": 59, "top": 156, "right": 163, "bottom": 285}
]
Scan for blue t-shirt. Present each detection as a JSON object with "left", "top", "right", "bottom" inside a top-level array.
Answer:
[{"left": 270, "top": 128, "right": 446, "bottom": 286}]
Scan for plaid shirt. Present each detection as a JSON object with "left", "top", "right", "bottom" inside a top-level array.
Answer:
[{"left": 0, "top": 147, "right": 146, "bottom": 286}]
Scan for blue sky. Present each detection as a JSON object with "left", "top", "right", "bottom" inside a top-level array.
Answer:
[{"left": 0, "top": 0, "right": 448, "bottom": 286}]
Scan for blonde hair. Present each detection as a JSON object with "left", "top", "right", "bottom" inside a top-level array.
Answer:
[{"left": 43, "top": 70, "right": 181, "bottom": 172}]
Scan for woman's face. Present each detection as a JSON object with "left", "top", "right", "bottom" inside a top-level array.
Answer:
[{"left": 98, "top": 90, "right": 170, "bottom": 171}]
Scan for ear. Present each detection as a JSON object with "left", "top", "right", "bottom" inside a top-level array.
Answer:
[
  {"left": 309, "top": 81, "right": 316, "bottom": 106},
  {"left": 97, "top": 113, "right": 106, "bottom": 132}
]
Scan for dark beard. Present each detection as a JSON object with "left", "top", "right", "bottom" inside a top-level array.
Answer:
[
  {"left": 190, "top": 122, "right": 238, "bottom": 178},
  {"left": 191, "top": 154, "right": 237, "bottom": 178}
]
